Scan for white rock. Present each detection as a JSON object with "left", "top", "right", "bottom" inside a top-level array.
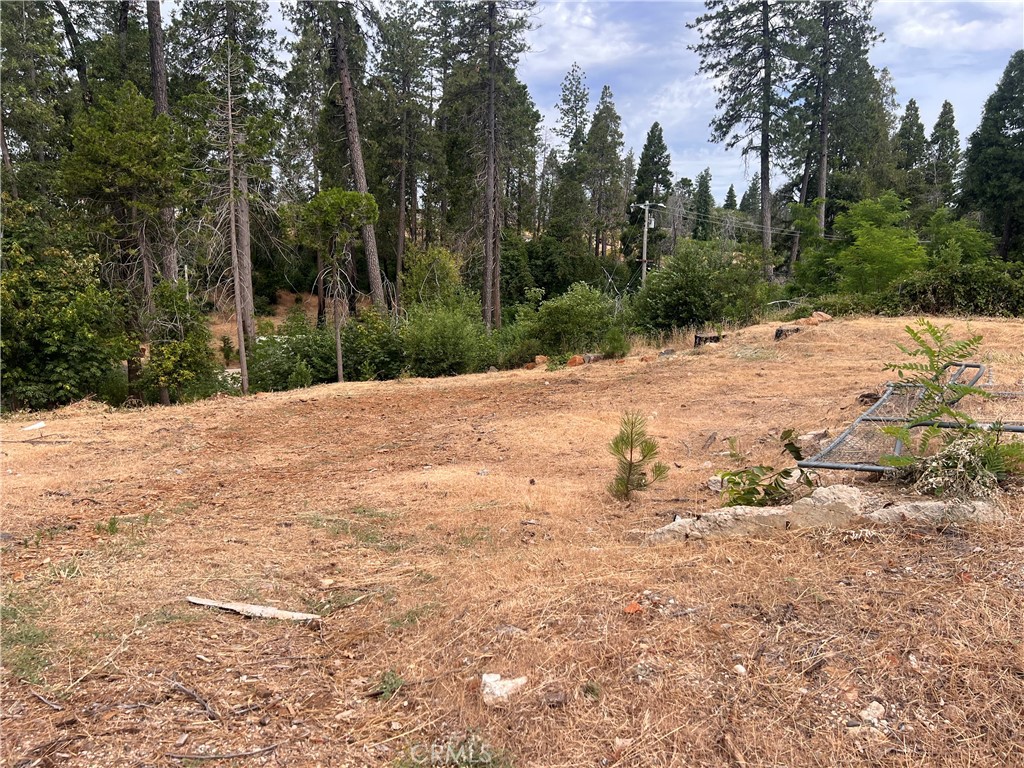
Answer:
[
  {"left": 860, "top": 701, "right": 885, "bottom": 723},
  {"left": 707, "top": 474, "right": 724, "bottom": 492},
  {"left": 480, "top": 673, "right": 528, "bottom": 706},
  {"left": 733, "top": 664, "right": 747, "bottom": 676}
]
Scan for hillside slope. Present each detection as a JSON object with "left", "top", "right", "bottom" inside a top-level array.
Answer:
[{"left": 3, "top": 317, "right": 1023, "bottom": 767}]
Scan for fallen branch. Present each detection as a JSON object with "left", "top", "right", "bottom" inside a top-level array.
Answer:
[
  {"left": 28, "top": 689, "right": 64, "bottom": 711},
  {"left": 186, "top": 596, "right": 320, "bottom": 622},
  {"left": 164, "top": 744, "right": 278, "bottom": 761},
  {"left": 168, "top": 678, "right": 220, "bottom": 721}
]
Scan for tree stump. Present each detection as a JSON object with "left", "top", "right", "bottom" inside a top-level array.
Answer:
[{"left": 774, "top": 326, "right": 801, "bottom": 342}]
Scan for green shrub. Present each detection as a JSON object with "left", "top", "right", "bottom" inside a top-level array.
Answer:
[
  {"left": 287, "top": 360, "right": 313, "bottom": 389},
  {"left": 403, "top": 300, "right": 491, "bottom": 378},
  {"left": 248, "top": 310, "right": 336, "bottom": 393},
  {"left": 600, "top": 326, "right": 630, "bottom": 359},
  {"left": 141, "top": 282, "right": 218, "bottom": 404},
  {"left": 1, "top": 222, "right": 127, "bottom": 410},
  {"left": 97, "top": 367, "right": 129, "bottom": 407},
  {"left": 832, "top": 192, "right": 926, "bottom": 294},
  {"left": 532, "top": 282, "right": 616, "bottom": 356},
  {"left": 810, "top": 292, "right": 876, "bottom": 317},
  {"left": 630, "top": 241, "right": 767, "bottom": 333},
  {"left": 884, "top": 258, "right": 1024, "bottom": 316},
  {"left": 341, "top": 309, "right": 405, "bottom": 381}
]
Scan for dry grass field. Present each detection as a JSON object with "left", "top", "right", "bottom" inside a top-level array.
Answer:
[{"left": 3, "top": 316, "right": 1024, "bottom": 768}]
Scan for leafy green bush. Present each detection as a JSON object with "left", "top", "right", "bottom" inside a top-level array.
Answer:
[
  {"left": 832, "top": 192, "right": 926, "bottom": 294},
  {"left": 248, "top": 311, "right": 336, "bottom": 392},
  {"left": 630, "top": 241, "right": 767, "bottom": 333},
  {"left": 342, "top": 309, "right": 405, "bottom": 381},
  {"left": 141, "top": 282, "right": 218, "bottom": 403},
  {"left": 403, "top": 299, "right": 492, "bottom": 378},
  {"left": 287, "top": 360, "right": 313, "bottom": 389},
  {"left": 1, "top": 206, "right": 127, "bottom": 410},
  {"left": 600, "top": 326, "right": 631, "bottom": 359},
  {"left": 532, "top": 282, "right": 617, "bottom": 356},
  {"left": 719, "top": 431, "right": 812, "bottom": 507},
  {"left": 884, "top": 257, "right": 1024, "bottom": 316}
]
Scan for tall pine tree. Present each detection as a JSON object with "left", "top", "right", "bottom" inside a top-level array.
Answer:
[
  {"left": 962, "top": 50, "right": 1024, "bottom": 259},
  {"left": 690, "top": 0, "right": 800, "bottom": 271}
]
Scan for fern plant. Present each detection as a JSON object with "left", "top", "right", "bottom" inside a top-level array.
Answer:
[
  {"left": 608, "top": 411, "right": 668, "bottom": 500},
  {"left": 883, "top": 319, "right": 984, "bottom": 423},
  {"left": 880, "top": 320, "right": 1024, "bottom": 496}
]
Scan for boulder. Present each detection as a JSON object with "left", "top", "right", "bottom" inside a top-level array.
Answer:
[
  {"left": 534, "top": 355, "right": 549, "bottom": 365},
  {"left": 648, "top": 484, "right": 1007, "bottom": 543},
  {"left": 812, "top": 310, "right": 833, "bottom": 322},
  {"left": 567, "top": 355, "right": 585, "bottom": 367}
]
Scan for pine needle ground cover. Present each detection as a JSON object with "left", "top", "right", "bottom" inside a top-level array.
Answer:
[{"left": 2, "top": 317, "right": 1023, "bottom": 767}]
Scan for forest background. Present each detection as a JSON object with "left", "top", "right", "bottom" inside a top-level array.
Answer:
[{"left": 2, "top": 0, "right": 1023, "bottom": 410}]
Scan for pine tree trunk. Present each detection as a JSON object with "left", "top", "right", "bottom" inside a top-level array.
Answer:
[
  {"left": 788, "top": 151, "right": 813, "bottom": 273},
  {"left": 0, "top": 108, "right": 17, "bottom": 200},
  {"left": 237, "top": 168, "right": 256, "bottom": 341},
  {"left": 316, "top": 251, "right": 326, "bottom": 326},
  {"left": 759, "top": 0, "right": 773, "bottom": 279},
  {"left": 332, "top": 12, "right": 386, "bottom": 310},
  {"left": 52, "top": 1, "right": 91, "bottom": 105},
  {"left": 226, "top": 50, "right": 249, "bottom": 396},
  {"left": 396, "top": 97, "right": 409, "bottom": 311},
  {"left": 147, "top": 0, "right": 177, "bottom": 282},
  {"left": 482, "top": 1, "right": 500, "bottom": 329},
  {"left": 117, "top": 1, "right": 130, "bottom": 75},
  {"left": 815, "top": 4, "right": 832, "bottom": 236}
]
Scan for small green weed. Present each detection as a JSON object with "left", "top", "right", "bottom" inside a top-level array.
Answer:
[
  {"left": 95, "top": 516, "right": 120, "bottom": 535},
  {"left": 371, "top": 669, "right": 406, "bottom": 701},
  {"left": 49, "top": 557, "right": 82, "bottom": 580},
  {"left": 1, "top": 593, "right": 51, "bottom": 684},
  {"left": 388, "top": 603, "right": 437, "bottom": 629}
]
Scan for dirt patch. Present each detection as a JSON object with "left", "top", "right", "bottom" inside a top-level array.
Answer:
[{"left": 3, "top": 316, "right": 1023, "bottom": 766}]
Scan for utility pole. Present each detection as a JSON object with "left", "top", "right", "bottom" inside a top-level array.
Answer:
[{"left": 631, "top": 201, "right": 665, "bottom": 285}]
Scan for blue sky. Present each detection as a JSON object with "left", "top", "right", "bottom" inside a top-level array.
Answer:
[{"left": 518, "top": 1, "right": 1024, "bottom": 201}]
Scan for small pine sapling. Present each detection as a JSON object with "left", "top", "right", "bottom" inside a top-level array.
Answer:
[{"left": 608, "top": 411, "right": 668, "bottom": 500}]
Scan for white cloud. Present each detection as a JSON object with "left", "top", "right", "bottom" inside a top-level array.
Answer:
[
  {"left": 874, "top": 1, "right": 1024, "bottom": 53},
  {"left": 521, "top": 2, "right": 647, "bottom": 81}
]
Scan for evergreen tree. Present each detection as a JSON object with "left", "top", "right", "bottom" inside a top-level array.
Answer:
[
  {"left": 926, "top": 100, "right": 960, "bottom": 207},
  {"left": 690, "top": 0, "right": 800, "bottom": 267},
  {"left": 786, "top": 0, "right": 879, "bottom": 234},
  {"left": 739, "top": 173, "right": 760, "bottom": 214},
  {"left": 554, "top": 62, "right": 590, "bottom": 159},
  {"left": 723, "top": 184, "right": 737, "bottom": 210},
  {"left": 962, "top": 50, "right": 1024, "bottom": 258},
  {"left": 828, "top": 64, "right": 898, "bottom": 204},
  {"left": 584, "top": 85, "right": 625, "bottom": 260},
  {"left": 1, "top": 1, "right": 74, "bottom": 200},
  {"left": 895, "top": 98, "right": 928, "bottom": 170},
  {"left": 169, "top": 0, "right": 281, "bottom": 342},
  {"left": 624, "top": 122, "right": 672, "bottom": 259},
  {"left": 692, "top": 168, "right": 715, "bottom": 241}
]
